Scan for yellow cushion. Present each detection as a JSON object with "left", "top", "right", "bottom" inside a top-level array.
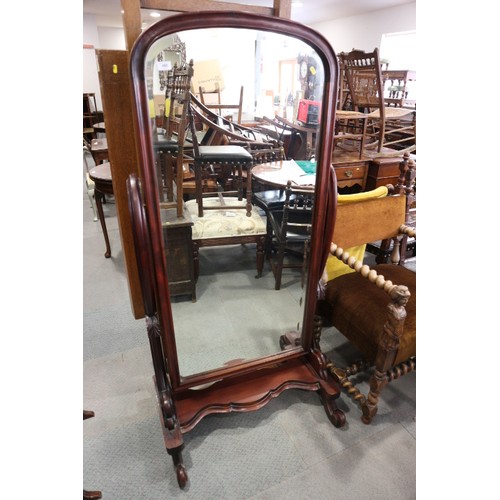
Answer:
[
  {"left": 324, "top": 186, "right": 389, "bottom": 281},
  {"left": 149, "top": 99, "right": 155, "bottom": 118}
]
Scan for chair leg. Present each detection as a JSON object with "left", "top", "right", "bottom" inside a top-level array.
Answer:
[
  {"left": 274, "top": 241, "right": 286, "bottom": 290},
  {"left": 361, "top": 369, "right": 388, "bottom": 424}
]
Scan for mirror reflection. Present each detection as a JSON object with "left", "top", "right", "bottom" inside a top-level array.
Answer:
[{"left": 144, "top": 27, "right": 325, "bottom": 378}]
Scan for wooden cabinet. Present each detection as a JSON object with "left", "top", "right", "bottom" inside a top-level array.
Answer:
[
  {"left": 161, "top": 208, "right": 196, "bottom": 302},
  {"left": 365, "top": 157, "right": 402, "bottom": 191}
]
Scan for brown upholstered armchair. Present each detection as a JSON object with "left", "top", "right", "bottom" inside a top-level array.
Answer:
[{"left": 317, "top": 190, "right": 416, "bottom": 424}]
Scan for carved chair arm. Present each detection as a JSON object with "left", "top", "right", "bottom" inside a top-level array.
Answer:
[
  {"left": 328, "top": 240, "right": 412, "bottom": 304},
  {"left": 399, "top": 224, "right": 416, "bottom": 238}
]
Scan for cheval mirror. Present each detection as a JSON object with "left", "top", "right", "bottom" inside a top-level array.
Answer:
[{"left": 128, "top": 11, "right": 342, "bottom": 488}]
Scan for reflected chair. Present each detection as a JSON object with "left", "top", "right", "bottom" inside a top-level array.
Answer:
[
  {"left": 340, "top": 48, "right": 416, "bottom": 156},
  {"left": 317, "top": 192, "right": 416, "bottom": 424},
  {"left": 186, "top": 102, "right": 254, "bottom": 218},
  {"left": 266, "top": 180, "right": 315, "bottom": 290},
  {"left": 155, "top": 59, "right": 194, "bottom": 216},
  {"left": 257, "top": 115, "right": 318, "bottom": 160},
  {"left": 190, "top": 92, "right": 284, "bottom": 164},
  {"left": 198, "top": 83, "right": 244, "bottom": 124}
]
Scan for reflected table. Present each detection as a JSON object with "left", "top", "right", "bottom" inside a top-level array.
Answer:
[
  {"left": 88, "top": 162, "right": 113, "bottom": 258},
  {"left": 252, "top": 159, "right": 316, "bottom": 190}
]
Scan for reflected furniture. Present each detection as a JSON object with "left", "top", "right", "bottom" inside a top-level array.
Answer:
[
  {"left": 340, "top": 48, "right": 416, "bottom": 156},
  {"left": 317, "top": 193, "right": 416, "bottom": 424},
  {"left": 88, "top": 161, "right": 114, "bottom": 258},
  {"left": 258, "top": 115, "right": 318, "bottom": 160},
  {"left": 266, "top": 181, "right": 315, "bottom": 290},
  {"left": 128, "top": 10, "right": 344, "bottom": 489},
  {"left": 161, "top": 207, "right": 197, "bottom": 301},
  {"left": 155, "top": 59, "right": 194, "bottom": 217},
  {"left": 187, "top": 104, "right": 254, "bottom": 218},
  {"left": 190, "top": 92, "right": 284, "bottom": 163},
  {"left": 184, "top": 196, "right": 268, "bottom": 279},
  {"left": 198, "top": 83, "right": 244, "bottom": 124}
]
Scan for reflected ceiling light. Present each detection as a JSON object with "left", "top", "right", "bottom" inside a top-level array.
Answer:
[
  {"left": 150, "top": 12, "right": 161, "bottom": 18},
  {"left": 292, "top": 1, "right": 304, "bottom": 6}
]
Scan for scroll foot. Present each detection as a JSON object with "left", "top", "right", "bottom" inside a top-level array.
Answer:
[
  {"left": 321, "top": 394, "right": 346, "bottom": 428},
  {"left": 170, "top": 447, "right": 188, "bottom": 489},
  {"left": 176, "top": 464, "right": 188, "bottom": 489}
]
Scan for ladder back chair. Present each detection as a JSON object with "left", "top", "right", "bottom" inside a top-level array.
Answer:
[
  {"left": 186, "top": 101, "right": 255, "bottom": 218},
  {"left": 266, "top": 180, "right": 315, "bottom": 290},
  {"left": 155, "top": 59, "right": 194, "bottom": 217},
  {"left": 340, "top": 48, "right": 416, "bottom": 156},
  {"left": 198, "top": 83, "right": 244, "bottom": 124}
]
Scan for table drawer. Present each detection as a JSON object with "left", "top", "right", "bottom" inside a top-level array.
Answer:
[{"left": 334, "top": 164, "right": 367, "bottom": 190}]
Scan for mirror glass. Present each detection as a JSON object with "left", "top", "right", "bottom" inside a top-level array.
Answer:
[{"left": 143, "top": 27, "right": 325, "bottom": 379}]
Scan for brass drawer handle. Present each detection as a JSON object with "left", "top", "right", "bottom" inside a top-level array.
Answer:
[{"left": 344, "top": 170, "right": 353, "bottom": 178}]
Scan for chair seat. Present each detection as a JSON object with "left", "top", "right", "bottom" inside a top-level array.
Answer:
[
  {"left": 336, "top": 110, "right": 367, "bottom": 119},
  {"left": 368, "top": 107, "right": 414, "bottom": 120},
  {"left": 185, "top": 197, "right": 267, "bottom": 239},
  {"left": 324, "top": 263, "right": 415, "bottom": 365},
  {"left": 197, "top": 145, "right": 253, "bottom": 163},
  {"left": 154, "top": 136, "right": 179, "bottom": 153}
]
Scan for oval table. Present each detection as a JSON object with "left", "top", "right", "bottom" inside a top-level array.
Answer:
[{"left": 88, "top": 162, "right": 114, "bottom": 258}]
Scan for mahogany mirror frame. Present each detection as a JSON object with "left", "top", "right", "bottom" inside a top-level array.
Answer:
[
  {"left": 130, "top": 11, "right": 339, "bottom": 390},
  {"left": 128, "top": 10, "right": 343, "bottom": 488}
]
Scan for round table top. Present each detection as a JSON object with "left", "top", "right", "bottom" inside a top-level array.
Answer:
[
  {"left": 252, "top": 160, "right": 316, "bottom": 189},
  {"left": 89, "top": 161, "right": 112, "bottom": 182}
]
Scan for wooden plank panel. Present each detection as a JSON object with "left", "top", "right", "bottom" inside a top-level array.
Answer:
[
  {"left": 96, "top": 49, "right": 145, "bottom": 319},
  {"left": 121, "top": 0, "right": 142, "bottom": 52},
  {"left": 141, "top": 0, "right": 274, "bottom": 16}
]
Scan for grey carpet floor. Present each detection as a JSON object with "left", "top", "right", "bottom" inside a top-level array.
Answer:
[{"left": 83, "top": 152, "right": 416, "bottom": 499}]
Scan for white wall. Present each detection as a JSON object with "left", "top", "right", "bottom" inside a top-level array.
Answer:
[
  {"left": 83, "top": 14, "right": 127, "bottom": 110},
  {"left": 311, "top": 2, "right": 416, "bottom": 55},
  {"left": 83, "top": 3, "right": 416, "bottom": 112}
]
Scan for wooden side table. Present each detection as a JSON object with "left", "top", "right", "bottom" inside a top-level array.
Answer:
[
  {"left": 89, "top": 162, "right": 114, "bottom": 258},
  {"left": 89, "top": 138, "right": 109, "bottom": 165}
]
